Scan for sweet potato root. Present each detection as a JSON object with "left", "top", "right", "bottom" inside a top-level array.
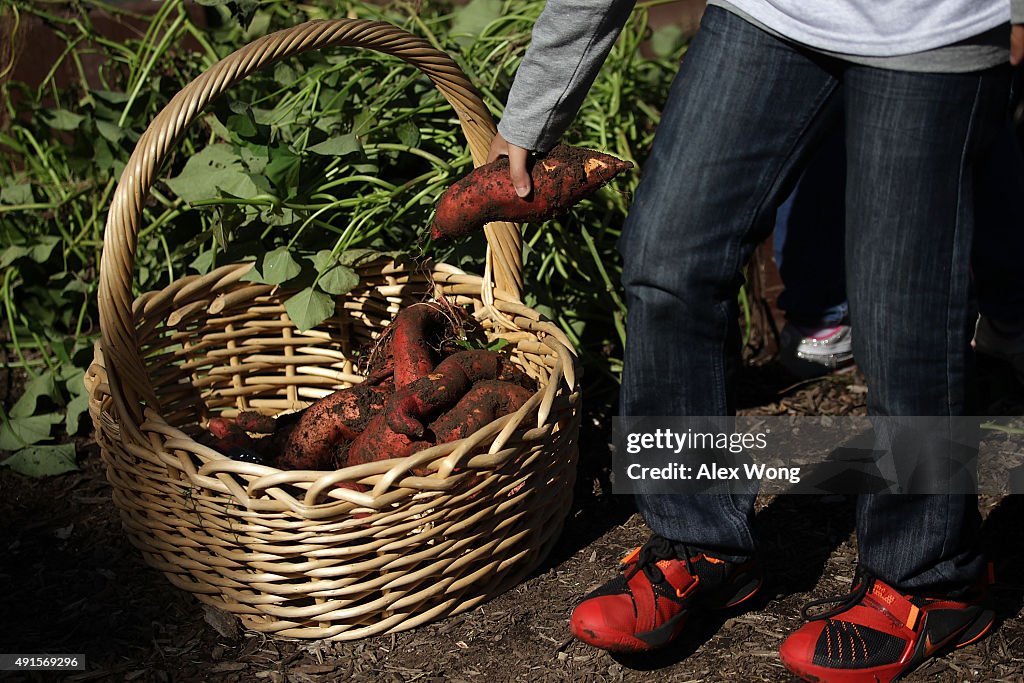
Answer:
[
  {"left": 385, "top": 350, "right": 503, "bottom": 437},
  {"left": 430, "top": 144, "right": 633, "bottom": 240},
  {"left": 277, "top": 383, "right": 390, "bottom": 470},
  {"left": 429, "top": 380, "right": 533, "bottom": 443}
]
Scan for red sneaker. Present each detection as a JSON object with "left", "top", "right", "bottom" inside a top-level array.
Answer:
[
  {"left": 780, "top": 570, "right": 994, "bottom": 683},
  {"left": 569, "top": 535, "right": 762, "bottom": 652}
]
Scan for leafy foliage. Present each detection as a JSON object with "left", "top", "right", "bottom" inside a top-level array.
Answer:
[{"left": 0, "top": 0, "right": 682, "bottom": 473}]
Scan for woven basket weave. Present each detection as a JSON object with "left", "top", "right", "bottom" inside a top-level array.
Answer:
[{"left": 84, "top": 19, "right": 581, "bottom": 641}]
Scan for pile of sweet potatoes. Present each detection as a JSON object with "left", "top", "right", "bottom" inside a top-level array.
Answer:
[{"left": 201, "top": 301, "right": 536, "bottom": 479}]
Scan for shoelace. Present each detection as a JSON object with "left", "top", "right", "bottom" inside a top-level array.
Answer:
[
  {"left": 800, "top": 568, "right": 875, "bottom": 621},
  {"left": 623, "top": 535, "right": 696, "bottom": 586}
]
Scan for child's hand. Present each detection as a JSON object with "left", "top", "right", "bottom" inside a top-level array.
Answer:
[{"left": 487, "top": 132, "right": 532, "bottom": 198}]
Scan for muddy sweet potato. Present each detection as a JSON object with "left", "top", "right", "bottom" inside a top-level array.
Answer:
[
  {"left": 203, "top": 417, "right": 270, "bottom": 464},
  {"left": 385, "top": 350, "right": 504, "bottom": 437},
  {"left": 276, "top": 383, "right": 390, "bottom": 470},
  {"left": 206, "top": 417, "right": 256, "bottom": 451},
  {"left": 429, "top": 380, "right": 533, "bottom": 443},
  {"left": 345, "top": 413, "right": 433, "bottom": 468},
  {"left": 430, "top": 144, "right": 633, "bottom": 240},
  {"left": 384, "top": 303, "right": 454, "bottom": 388},
  {"left": 235, "top": 410, "right": 278, "bottom": 434}
]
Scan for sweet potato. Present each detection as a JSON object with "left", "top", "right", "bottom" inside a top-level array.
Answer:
[
  {"left": 206, "top": 417, "right": 256, "bottom": 451},
  {"left": 345, "top": 413, "right": 433, "bottom": 468},
  {"left": 204, "top": 417, "right": 270, "bottom": 464},
  {"left": 235, "top": 410, "right": 278, "bottom": 434},
  {"left": 429, "top": 380, "right": 533, "bottom": 443},
  {"left": 386, "top": 303, "right": 452, "bottom": 388},
  {"left": 385, "top": 350, "right": 503, "bottom": 437},
  {"left": 430, "top": 144, "right": 633, "bottom": 240},
  {"left": 277, "top": 383, "right": 390, "bottom": 470}
]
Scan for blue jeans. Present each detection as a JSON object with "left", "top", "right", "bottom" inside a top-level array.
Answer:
[{"left": 619, "top": 6, "right": 1010, "bottom": 591}]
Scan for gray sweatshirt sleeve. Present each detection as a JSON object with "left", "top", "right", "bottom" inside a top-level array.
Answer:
[
  {"left": 496, "top": 0, "right": 636, "bottom": 153},
  {"left": 1013, "top": 0, "right": 1024, "bottom": 23}
]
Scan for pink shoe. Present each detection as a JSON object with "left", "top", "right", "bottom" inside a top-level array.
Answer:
[{"left": 780, "top": 323, "right": 854, "bottom": 376}]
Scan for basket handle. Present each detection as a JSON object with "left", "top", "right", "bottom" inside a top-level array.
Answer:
[{"left": 98, "top": 19, "right": 523, "bottom": 420}]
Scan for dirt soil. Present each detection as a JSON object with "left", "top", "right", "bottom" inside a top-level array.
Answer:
[{"left": 2, "top": 357, "right": 1023, "bottom": 683}]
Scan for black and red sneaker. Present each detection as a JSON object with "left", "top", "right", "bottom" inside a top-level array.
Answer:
[
  {"left": 569, "top": 535, "right": 763, "bottom": 652},
  {"left": 779, "top": 569, "right": 995, "bottom": 683}
]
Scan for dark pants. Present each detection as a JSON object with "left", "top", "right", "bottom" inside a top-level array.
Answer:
[{"left": 618, "top": 6, "right": 1010, "bottom": 590}]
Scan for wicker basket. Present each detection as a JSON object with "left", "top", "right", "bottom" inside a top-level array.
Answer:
[{"left": 85, "top": 19, "right": 581, "bottom": 641}]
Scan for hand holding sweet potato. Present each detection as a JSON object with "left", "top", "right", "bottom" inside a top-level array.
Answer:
[{"left": 430, "top": 144, "right": 633, "bottom": 240}]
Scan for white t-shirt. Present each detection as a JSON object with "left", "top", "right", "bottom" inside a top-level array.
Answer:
[{"left": 720, "top": 0, "right": 1010, "bottom": 56}]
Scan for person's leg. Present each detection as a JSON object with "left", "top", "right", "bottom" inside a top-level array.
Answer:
[
  {"left": 778, "top": 63, "right": 1011, "bottom": 683},
  {"left": 572, "top": 7, "right": 843, "bottom": 654},
  {"left": 842, "top": 63, "right": 1011, "bottom": 591},
  {"left": 618, "top": 5, "right": 842, "bottom": 559},
  {"left": 972, "top": 122, "right": 1024, "bottom": 381},
  {"left": 774, "top": 127, "right": 849, "bottom": 327},
  {"left": 974, "top": 124, "right": 1024, "bottom": 329},
  {"left": 773, "top": 129, "right": 854, "bottom": 375}
]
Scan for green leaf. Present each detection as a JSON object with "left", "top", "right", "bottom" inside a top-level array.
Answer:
[
  {"left": 352, "top": 111, "right": 373, "bottom": 138},
  {"left": 61, "top": 275, "right": 92, "bottom": 295},
  {"left": 0, "top": 412, "right": 62, "bottom": 450},
  {"left": 307, "top": 134, "right": 363, "bottom": 157},
  {"left": 47, "top": 109, "right": 86, "bottom": 130},
  {"left": 95, "top": 120, "right": 125, "bottom": 142},
  {"left": 93, "top": 138, "right": 116, "bottom": 171},
  {"left": 250, "top": 106, "right": 276, "bottom": 126},
  {"left": 90, "top": 89, "right": 130, "bottom": 104},
  {"left": 66, "top": 393, "right": 90, "bottom": 436},
  {"left": 310, "top": 250, "right": 336, "bottom": 273},
  {"left": 1, "top": 444, "right": 78, "bottom": 477},
  {"left": 318, "top": 265, "right": 359, "bottom": 295},
  {"left": 64, "top": 370, "right": 89, "bottom": 435},
  {"left": 0, "top": 245, "right": 29, "bottom": 267},
  {"left": 203, "top": 113, "right": 232, "bottom": 141},
  {"left": 397, "top": 121, "right": 420, "bottom": 148},
  {"left": 239, "top": 263, "right": 264, "bottom": 283},
  {"left": 284, "top": 287, "right": 335, "bottom": 332},
  {"left": 191, "top": 249, "right": 215, "bottom": 274},
  {"left": 227, "top": 112, "right": 258, "bottom": 138},
  {"left": 261, "top": 247, "right": 301, "bottom": 285},
  {"left": 337, "top": 248, "right": 389, "bottom": 267},
  {"left": 265, "top": 148, "right": 300, "bottom": 188},
  {"left": 165, "top": 144, "right": 262, "bottom": 202},
  {"left": 650, "top": 24, "right": 685, "bottom": 59},
  {"left": 450, "top": 0, "right": 503, "bottom": 46},
  {"left": 10, "top": 372, "right": 58, "bottom": 419},
  {"left": 1, "top": 182, "right": 33, "bottom": 205},
  {"left": 240, "top": 144, "right": 268, "bottom": 171},
  {"left": 30, "top": 236, "right": 60, "bottom": 263},
  {"left": 274, "top": 62, "right": 298, "bottom": 85}
]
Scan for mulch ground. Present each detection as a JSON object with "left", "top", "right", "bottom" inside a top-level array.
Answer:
[{"left": 2, "top": 357, "right": 1023, "bottom": 682}]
